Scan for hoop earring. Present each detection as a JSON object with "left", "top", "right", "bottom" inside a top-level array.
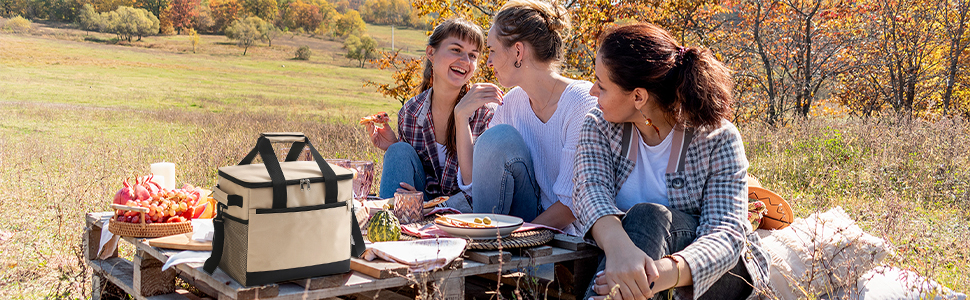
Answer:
[
  {"left": 639, "top": 108, "right": 661, "bottom": 137},
  {"left": 514, "top": 60, "right": 522, "bottom": 68}
]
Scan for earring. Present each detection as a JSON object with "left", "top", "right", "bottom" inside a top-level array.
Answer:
[
  {"left": 639, "top": 109, "right": 661, "bottom": 137},
  {"left": 514, "top": 60, "right": 522, "bottom": 68}
]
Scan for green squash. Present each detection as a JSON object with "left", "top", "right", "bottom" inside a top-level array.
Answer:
[{"left": 367, "top": 209, "right": 401, "bottom": 242}]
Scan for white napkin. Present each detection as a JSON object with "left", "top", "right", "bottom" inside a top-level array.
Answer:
[
  {"left": 97, "top": 219, "right": 120, "bottom": 260},
  {"left": 362, "top": 238, "right": 467, "bottom": 272},
  {"left": 162, "top": 250, "right": 211, "bottom": 271},
  {"left": 191, "top": 219, "right": 214, "bottom": 242}
]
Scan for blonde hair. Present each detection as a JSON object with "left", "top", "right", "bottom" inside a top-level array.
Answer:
[{"left": 493, "top": 0, "right": 570, "bottom": 65}]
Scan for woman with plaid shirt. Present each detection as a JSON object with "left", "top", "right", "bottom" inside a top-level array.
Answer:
[
  {"left": 365, "top": 19, "right": 494, "bottom": 203},
  {"left": 575, "top": 24, "right": 770, "bottom": 300}
]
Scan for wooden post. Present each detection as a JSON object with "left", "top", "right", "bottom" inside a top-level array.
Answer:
[
  {"left": 133, "top": 250, "right": 176, "bottom": 297},
  {"left": 437, "top": 276, "right": 465, "bottom": 300},
  {"left": 572, "top": 256, "right": 599, "bottom": 298}
]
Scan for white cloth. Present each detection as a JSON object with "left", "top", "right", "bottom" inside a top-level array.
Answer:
[
  {"left": 97, "top": 218, "right": 120, "bottom": 260},
  {"left": 823, "top": 266, "right": 967, "bottom": 300},
  {"left": 362, "top": 238, "right": 467, "bottom": 272},
  {"left": 614, "top": 127, "right": 672, "bottom": 211},
  {"left": 161, "top": 250, "right": 211, "bottom": 271},
  {"left": 759, "top": 207, "right": 895, "bottom": 300},
  {"left": 191, "top": 218, "right": 214, "bottom": 242}
]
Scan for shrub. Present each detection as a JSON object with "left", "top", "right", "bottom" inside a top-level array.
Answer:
[
  {"left": 225, "top": 16, "right": 268, "bottom": 55},
  {"left": 5, "top": 16, "right": 31, "bottom": 34},
  {"left": 295, "top": 45, "right": 311, "bottom": 60}
]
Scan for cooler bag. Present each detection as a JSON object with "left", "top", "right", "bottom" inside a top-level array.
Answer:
[{"left": 203, "top": 132, "right": 366, "bottom": 286}]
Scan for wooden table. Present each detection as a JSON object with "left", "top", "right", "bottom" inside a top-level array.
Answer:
[{"left": 85, "top": 212, "right": 602, "bottom": 300}]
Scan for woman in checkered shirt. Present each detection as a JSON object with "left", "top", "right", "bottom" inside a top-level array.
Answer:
[
  {"left": 575, "top": 24, "right": 771, "bottom": 300},
  {"left": 365, "top": 18, "right": 494, "bottom": 202}
]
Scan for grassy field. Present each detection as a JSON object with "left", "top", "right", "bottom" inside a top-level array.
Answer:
[{"left": 1, "top": 19, "right": 969, "bottom": 299}]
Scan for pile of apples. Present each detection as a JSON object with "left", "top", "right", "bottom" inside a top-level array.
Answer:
[{"left": 113, "top": 174, "right": 215, "bottom": 224}]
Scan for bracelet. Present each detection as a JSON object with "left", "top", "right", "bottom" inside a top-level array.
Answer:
[{"left": 663, "top": 255, "right": 681, "bottom": 300}]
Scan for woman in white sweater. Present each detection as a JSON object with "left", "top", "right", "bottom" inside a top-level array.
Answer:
[{"left": 452, "top": 0, "right": 597, "bottom": 233}]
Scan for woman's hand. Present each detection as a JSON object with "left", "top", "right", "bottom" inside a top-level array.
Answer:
[
  {"left": 454, "top": 83, "right": 503, "bottom": 120},
  {"left": 367, "top": 122, "right": 398, "bottom": 151},
  {"left": 593, "top": 245, "right": 659, "bottom": 300},
  {"left": 589, "top": 216, "right": 660, "bottom": 300},
  {"left": 396, "top": 182, "right": 418, "bottom": 193}
]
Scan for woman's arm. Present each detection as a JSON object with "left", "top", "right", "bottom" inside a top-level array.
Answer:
[
  {"left": 454, "top": 83, "right": 503, "bottom": 184},
  {"left": 529, "top": 202, "right": 575, "bottom": 229}
]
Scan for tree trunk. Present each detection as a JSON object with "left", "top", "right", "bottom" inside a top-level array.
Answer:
[
  {"left": 942, "top": 0, "right": 970, "bottom": 114},
  {"left": 243, "top": 45, "right": 248, "bottom": 56}
]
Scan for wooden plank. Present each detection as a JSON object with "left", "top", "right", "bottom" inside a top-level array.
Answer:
[
  {"left": 90, "top": 257, "right": 139, "bottom": 298},
  {"left": 145, "top": 293, "right": 192, "bottom": 300},
  {"left": 350, "top": 258, "right": 409, "bottom": 279},
  {"left": 351, "top": 289, "right": 414, "bottom": 300},
  {"left": 133, "top": 239, "right": 279, "bottom": 300},
  {"left": 288, "top": 272, "right": 354, "bottom": 290},
  {"left": 148, "top": 234, "right": 212, "bottom": 251},
  {"left": 572, "top": 256, "right": 599, "bottom": 299},
  {"left": 464, "top": 250, "right": 511, "bottom": 264},
  {"left": 134, "top": 251, "right": 177, "bottom": 297},
  {"left": 549, "top": 234, "right": 591, "bottom": 251},
  {"left": 513, "top": 246, "right": 553, "bottom": 258},
  {"left": 273, "top": 274, "right": 411, "bottom": 300}
]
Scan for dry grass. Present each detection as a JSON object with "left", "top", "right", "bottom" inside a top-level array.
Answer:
[{"left": 0, "top": 17, "right": 967, "bottom": 299}]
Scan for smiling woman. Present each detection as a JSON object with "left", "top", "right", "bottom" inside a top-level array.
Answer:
[{"left": 361, "top": 18, "right": 494, "bottom": 206}]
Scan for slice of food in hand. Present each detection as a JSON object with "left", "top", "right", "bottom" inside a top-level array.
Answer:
[{"left": 359, "top": 112, "right": 390, "bottom": 125}]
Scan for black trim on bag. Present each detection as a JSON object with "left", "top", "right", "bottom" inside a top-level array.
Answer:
[
  {"left": 254, "top": 201, "right": 347, "bottom": 214},
  {"left": 244, "top": 259, "right": 350, "bottom": 286},
  {"left": 217, "top": 171, "right": 353, "bottom": 189},
  {"left": 227, "top": 195, "right": 243, "bottom": 207},
  {"left": 222, "top": 212, "right": 249, "bottom": 225}
]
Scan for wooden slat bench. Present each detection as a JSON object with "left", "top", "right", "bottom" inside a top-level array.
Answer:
[{"left": 85, "top": 212, "right": 602, "bottom": 300}]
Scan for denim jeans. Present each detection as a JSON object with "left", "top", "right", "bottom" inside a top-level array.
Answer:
[
  {"left": 584, "top": 203, "right": 752, "bottom": 300},
  {"left": 470, "top": 124, "right": 542, "bottom": 222},
  {"left": 378, "top": 142, "right": 428, "bottom": 200}
]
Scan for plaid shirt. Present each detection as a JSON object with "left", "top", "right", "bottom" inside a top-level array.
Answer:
[
  {"left": 397, "top": 88, "right": 493, "bottom": 198},
  {"left": 572, "top": 108, "right": 770, "bottom": 300}
]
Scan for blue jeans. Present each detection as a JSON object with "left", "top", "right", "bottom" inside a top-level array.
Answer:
[
  {"left": 379, "top": 142, "right": 428, "bottom": 200},
  {"left": 470, "top": 124, "right": 541, "bottom": 222},
  {"left": 584, "top": 203, "right": 752, "bottom": 300}
]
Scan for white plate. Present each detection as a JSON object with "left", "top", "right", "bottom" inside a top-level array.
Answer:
[{"left": 435, "top": 214, "right": 523, "bottom": 240}]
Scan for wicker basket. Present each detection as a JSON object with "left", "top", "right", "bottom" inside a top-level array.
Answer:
[{"left": 109, "top": 204, "right": 193, "bottom": 238}]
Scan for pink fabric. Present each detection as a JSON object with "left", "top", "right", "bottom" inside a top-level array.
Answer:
[{"left": 401, "top": 221, "right": 563, "bottom": 239}]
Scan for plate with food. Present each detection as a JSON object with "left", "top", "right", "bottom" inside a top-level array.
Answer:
[{"left": 434, "top": 213, "right": 523, "bottom": 240}]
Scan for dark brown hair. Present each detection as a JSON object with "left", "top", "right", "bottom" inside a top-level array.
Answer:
[
  {"left": 597, "top": 23, "right": 733, "bottom": 129},
  {"left": 416, "top": 18, "right": 485, "bottom": 156},
  {"left": 492, "top": 0, "right": 570, "bottom": 66}
]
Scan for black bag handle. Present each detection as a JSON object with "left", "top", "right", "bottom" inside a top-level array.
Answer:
[{"left": 237, "top": 133, "right": 338, "bottom": 208}]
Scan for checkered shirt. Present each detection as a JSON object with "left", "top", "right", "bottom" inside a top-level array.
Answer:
[
  {"left": 572, "top": 108, "right": 771, "bottom": 299},
  {"left": 398, "top": 89, "right": 493, "bottom": 198}
]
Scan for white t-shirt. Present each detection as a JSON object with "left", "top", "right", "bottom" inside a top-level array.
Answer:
[
  {"left": 435, "top": 142, "right": 447, "bottom": 169},
  {"left": 459, "top": 80, "right": 598, "bottom": 235},
  {"left": 615, "top": 129, "right": 672, "bottom": 211}
]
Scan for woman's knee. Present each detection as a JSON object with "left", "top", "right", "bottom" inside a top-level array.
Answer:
[
  {"left": 475, "top": 124, "right": 530, "bottom": 161},
  {"left": 626, "top": 203, "right": 672, "bottom": 222},
  {"left": 385, "top": 142, "right": 417, "bottom": 157}
]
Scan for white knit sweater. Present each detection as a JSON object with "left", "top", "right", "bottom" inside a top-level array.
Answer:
[{"left": 459, "top": 80, "right": 597, "bottom": 233}]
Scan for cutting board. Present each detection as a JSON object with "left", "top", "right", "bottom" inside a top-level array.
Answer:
[{"left": 148, "top": 233, "right": 212, "bottom": 251}]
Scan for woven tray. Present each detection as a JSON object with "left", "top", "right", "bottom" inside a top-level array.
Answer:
[
  {"left": 109, "top": 217, "right": 193, "bottom": 238},
  {"left": 398, "top": 218, "right": 555, "bottom": 250}
]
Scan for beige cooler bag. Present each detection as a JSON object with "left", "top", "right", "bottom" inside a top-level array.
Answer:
[{"left": 203, "top": 132, "right": 366, "bottom": 286}]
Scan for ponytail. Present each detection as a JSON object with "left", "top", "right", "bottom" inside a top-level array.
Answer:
[{"left": 597, "top": 23, "right": 734, "bottom": 130}]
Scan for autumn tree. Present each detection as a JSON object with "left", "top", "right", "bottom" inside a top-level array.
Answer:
[
  {"left": 359, "top": 0, "right": 408, "bottom": 25},
  {"left": 168, "top": 0, "right": 198, "bottom": 34},
  {"left": 365, "top": 50, "right": 423, "bottom": 105},
  {"left": 334, "top": 8, "right": 364, "bottom": 37},
  {"left": 940, "top": 0, "right": 970, "bottom": 114},
  {"left": 226, "top": 16, "right": 267, "bottom": 55},
  {"left": 242, "top": 0, "right": 277, "bottom": 22},
  {"left": 344, "top": 33, "right": 377, "bottom": 67},
  {"left": 283, "top": 0, "right": 322, "bottom": 33},
  {"left": 135, "top": 0, "right": 169, "bottom": 17},
  {"left": 209, "top": 0, "right": 240, "bottom": 31}
]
